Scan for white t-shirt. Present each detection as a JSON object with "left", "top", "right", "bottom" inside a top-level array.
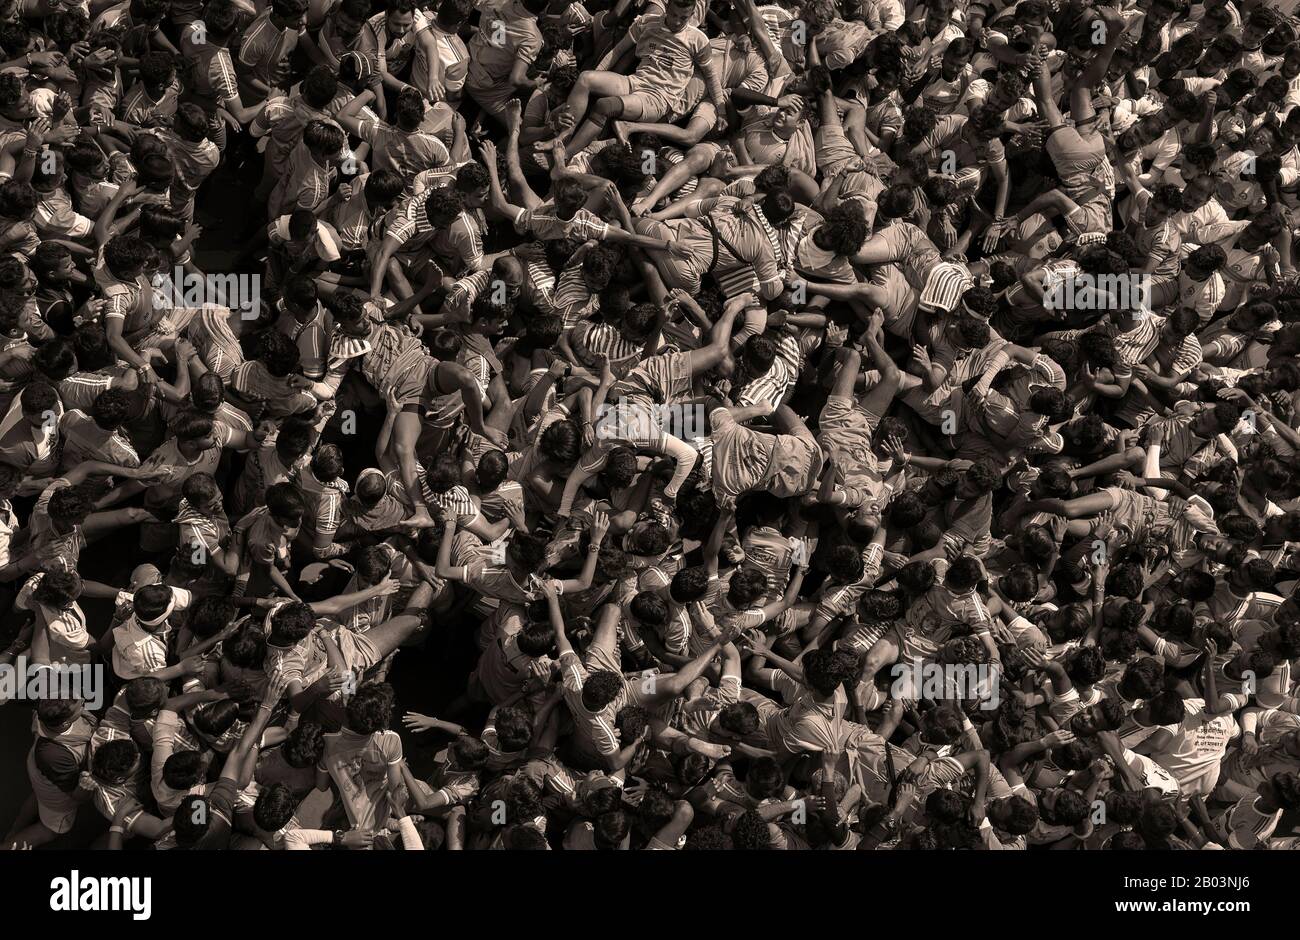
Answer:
[{"left": 1152, "top": 698, "right": 1240, "bottom": 798}]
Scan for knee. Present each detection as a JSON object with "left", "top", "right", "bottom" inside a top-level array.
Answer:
[
  {"left": 685, "top": 146, "right": 714, "bottom": 169},
  {"left": 593, "top": 97, "right": 621, "bottom": 119}
]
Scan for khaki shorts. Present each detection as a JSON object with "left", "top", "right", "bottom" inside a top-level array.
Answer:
[
  {"left": 818, "top": 395, "right": 877, "bottom": 468},
  {"left": 762, "top": 428, "right": 823, "bottom": 498},
  {"left": 675, "top": 78, "right": 717, "bottom": 126},
  {"left": 465, "top": 79, "right": 519, "bottom": 119},
  {"left": 623, "top": 86, "right": 676, "bottom": 122},
  {"left": 1065, "top": 196, "right": 1113, "bottom": 237},
  {"left": 632, "top": 217, "right": 703, "bottom": 292}
]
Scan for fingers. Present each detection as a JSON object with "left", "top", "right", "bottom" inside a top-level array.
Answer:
[{"left": 401, "top": 712, "right": 431, "bottom": 730}]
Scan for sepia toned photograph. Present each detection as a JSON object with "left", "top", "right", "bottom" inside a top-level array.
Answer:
[{"left": 0, "top": 0, "right": 1291, "bottom": 922}]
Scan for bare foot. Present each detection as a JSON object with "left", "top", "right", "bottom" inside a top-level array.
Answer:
[
  {"left": 403, "top": 507, "right": 435, "bottom": 529},
  {"left": 504, "top": 97, "right": 522, "bottom": 130}
]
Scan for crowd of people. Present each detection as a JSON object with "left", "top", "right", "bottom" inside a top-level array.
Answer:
[{"left": 1, "top": 0, "right": 1299, "bottom": 852}]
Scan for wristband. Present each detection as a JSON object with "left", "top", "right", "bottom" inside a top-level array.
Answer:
[{"left": 109, "top": 825, "right": 125, "bottom": 835}]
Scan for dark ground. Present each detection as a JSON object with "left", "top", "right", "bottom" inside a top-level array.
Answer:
[{"left": 0, "top": 156, "right": 488, "bottom": 847}]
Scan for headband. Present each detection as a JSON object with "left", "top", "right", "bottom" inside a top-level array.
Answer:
[{"left": 137, "top": 594, "right": 176, "bottom": 628}]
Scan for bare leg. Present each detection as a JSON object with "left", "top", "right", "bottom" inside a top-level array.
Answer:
[
  {"left": 501, "top": 101, "right": 542, "bottom": 209},
  {"left": 842, "top": 104, "right": 871, "bottom": 159},
  {"left": 1068, "top": 446, "right": 1145, "bottom": 482},
  {"left": 4, "top": 819, "right": 61, "bottom": 850},
  {"left": 631, "top": 144, "right": 716, "bottom": 215},
  {"left": 561, "top": 71, "right": 630, "bottom": 143},
  {"left": 615, "top": 113, "right": 711, "bottom": 149},
  {"left": 364, "top": 583, "right": 435, "bottom": 660},
  {"left": 394, "top": 410, "right": 433, "bottom": 527},
  {"left": 1, "top": 794, "right": 47, "bottom": 848},
  {"left": 829, "top": 347, "right": 862, "bottom": 399},
  {"left": 383, "top": 258, "right": 414, "bottom": 301},
  {"left": 652, "top": 720, "right": 731, "bottom": 759},
  {"left": 646, "top": 178, "right": 727, "bottom": 221},
  {"left": 1050, "top": 490, "right": 1122, "bottom": 518},
  {"left": 566, "top": 96, "right": 623, "bottom": 156},
  {"left": 484, "top": 373, "right": 511, "bottom": 419}
]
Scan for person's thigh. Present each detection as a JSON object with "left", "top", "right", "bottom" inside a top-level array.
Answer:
[
  {"left": 620, "top": 90, "right": 671, "bottom": 122},
  {"left": 361, "top": 614, "right": 422, "bottom": 665},
  {"left": 584, "top": 71, "right": 634, "bottom": 98}
]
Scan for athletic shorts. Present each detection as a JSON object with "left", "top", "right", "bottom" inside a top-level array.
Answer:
[
  {"left": 1064, "top": 196, "right": 1113, "bottom": 237},
  {"left": 760, "top": 427, "right": 823, "bottom": 499},
  {"left": 392, "top": 355, "right": 437, "bottom": 408},
  {"left": 623, "top": 83, "right": 676, "bottom": 123},
  {"left": 815, "top": 122, "right": 863, "bottom": 179},
  {"left": 817, "top": 395, "right": 878, "bottom": 469},
  {"left": 632, "top": 217, "right": 704, "bottom": 291},
  {"left": 1094, "top": 486, "right": 1161, "bottom": 541},
  {"left": 465, "top": 79, "right": 519, "bottom": 119},
  {"left": 675, "top": 77, "right": 716, "bottom": 125},
  {"left": 612, "top": 349, "right": 694, "bottom": 405}
]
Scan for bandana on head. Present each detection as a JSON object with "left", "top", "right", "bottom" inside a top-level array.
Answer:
[{"left": 137, "top": 594, "right": 177, "bottom": 628}]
